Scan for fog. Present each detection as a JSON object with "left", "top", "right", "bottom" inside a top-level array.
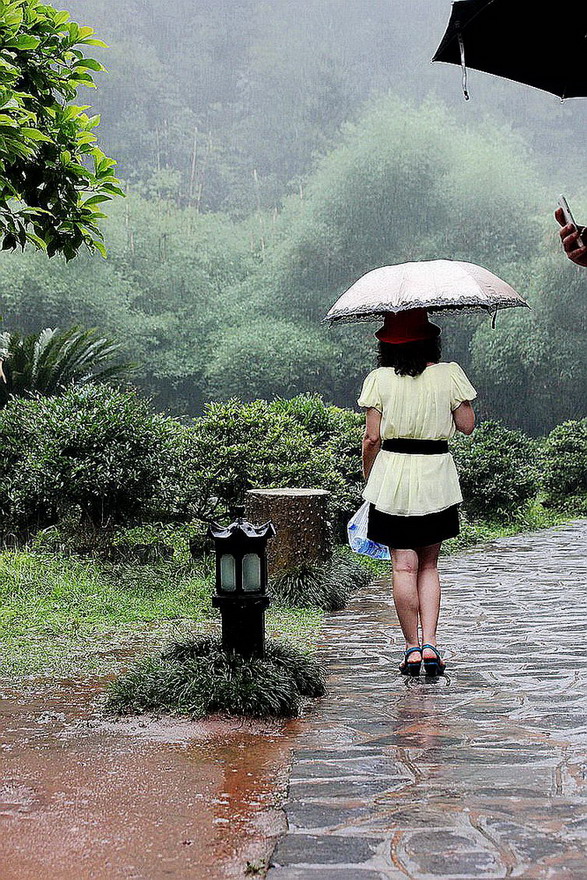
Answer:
[
  {"left": 0, "top": 0, "right": 584, "bottom": 432},
  {"left": 68, "top": 0, "right": 586, "bottom": 211}
]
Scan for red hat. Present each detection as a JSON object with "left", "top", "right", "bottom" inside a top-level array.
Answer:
[{"left": 375, "top": 308, "right": 441, "bottom": 345}]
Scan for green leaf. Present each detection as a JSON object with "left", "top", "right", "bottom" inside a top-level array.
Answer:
[
  {"left": 99, "top": 184, "right": 125, "bottom": 197},
  {"left": 4, "top": 35, "right": 42, "bottom": 51},
  {"left": 3, "top": 9, "right": 23, "bottom": 27},
  {"left": 71, "top": 74, "right": 96, "bottom": 88},
  {"left": 20, "top": 127, "right": 52, "bottom": 142},
  {"left": 92, "top": 239, "right": 107, "bottom": 258},
  {"left": 83, "top": 114, "right": 101, "bottom": 129},
  {"left": 25, "top": 232, "right": 47, "bottom": 249},
  {"left": 60, "top": 104, "right": 90, "bottom": 122},
  {"left": 96, "top": 156, "right": 117, "bottom": 174},
  {"left": 78, "top": 38, "right": 108, "bottom": 48},
  {"left": 67, "top": 22, "right": 80, "bottom": 43},
  {"left": 4, "top": 141, "right": 34, "bottom": 158},
  {"left": 66, "top": 162, "right": 91, "bottom": 176},
  {"left": 70, "top": 71, "right": 95, "bottom": 83},
  {"left": 76, "top": 132, "right": 97, "bottom": 145},
  {"left": 1, "top": 233, "right": 17, "bottom": 251},
  {"left": 73, "top": 58, "right": 105, "bottom": 72},
  {"left": 53, "top": 11, "right": 70, "bottom": 27},
  {"left": 82, "top": 194, "right": 110, "bottom": 207}
]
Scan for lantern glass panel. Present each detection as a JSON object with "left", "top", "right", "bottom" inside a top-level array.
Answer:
[
  {"left": 242, "top": 553, "right": 261, "bottom": 592},
  {"left": 220, "top": 553, "right": 236, "bottom": 591}
]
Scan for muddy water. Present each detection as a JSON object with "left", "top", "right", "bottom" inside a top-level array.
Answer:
[{"left": 0, "top": 674, "right": 302, "bottom": 879}]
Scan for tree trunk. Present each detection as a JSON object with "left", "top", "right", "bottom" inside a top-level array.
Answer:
[{"left": 245, "top": 488, "right": 332, "bottom": 575}]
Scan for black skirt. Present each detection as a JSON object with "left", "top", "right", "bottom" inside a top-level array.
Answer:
[{"left": 367, "top": 502, "right": 460, "bottom": 550}]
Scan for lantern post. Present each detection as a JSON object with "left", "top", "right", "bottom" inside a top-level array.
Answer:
[{"left": 204, "top": 506, "right": 275, "bottom": 658}]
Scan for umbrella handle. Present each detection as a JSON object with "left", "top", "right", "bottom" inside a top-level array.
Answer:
[{"left": 457, "top": 31, "right": 470, "bottom": 101}]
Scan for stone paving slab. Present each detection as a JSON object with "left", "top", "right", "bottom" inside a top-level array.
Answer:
[
  {"left": 267, "top": 521, "right": 587, "bottom": 880},
  {"left": 269, "top": 870, "right": 393, "bottom": 880}
]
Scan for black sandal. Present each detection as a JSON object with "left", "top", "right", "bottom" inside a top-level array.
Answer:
[
  {"left": 399, "top": 646, "right": 422, "bottom": 676},
  {"left": 421, "top": 644, "right": 446, "bottom": 676}
]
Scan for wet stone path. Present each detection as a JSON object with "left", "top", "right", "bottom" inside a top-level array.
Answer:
[{"left": 268, "top": 521, "right": 587, "bottom": 880}]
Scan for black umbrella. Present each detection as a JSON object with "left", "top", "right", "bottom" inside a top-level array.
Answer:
[{"left": 433, "top": 0, "right": 587, "bottom": 100}]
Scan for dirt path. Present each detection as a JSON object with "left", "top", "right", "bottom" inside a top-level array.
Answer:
[{"left": 0, "top": 674, "right": 302, "bottom": 879}]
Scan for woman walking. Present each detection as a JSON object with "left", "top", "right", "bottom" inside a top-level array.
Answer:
[{"left": 358, "top": 308, "right": 476, "bottom": 676}]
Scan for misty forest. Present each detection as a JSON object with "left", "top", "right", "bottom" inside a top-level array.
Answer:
[
  {"left": 1, "top": 0, "right": 586, "bottom": 435},
  {"left": 3, "top": 4, "right": 587, "bottom": 873}
]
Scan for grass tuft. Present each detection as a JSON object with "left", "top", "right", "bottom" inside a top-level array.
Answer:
[
  {"left": 105, "top": 634, "right": 325, "bottom": 719},
  {"left": 268, "top": 549, "right": 370, "bottom": 611}
]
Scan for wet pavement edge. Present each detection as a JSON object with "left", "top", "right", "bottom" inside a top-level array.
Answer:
[{"left": 267, "top": 521, "right": 587, "bottom": 880}]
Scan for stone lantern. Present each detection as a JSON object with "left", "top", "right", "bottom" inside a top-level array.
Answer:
[{"left": 206, "top": 506, "right": 276, "bottom": 658}]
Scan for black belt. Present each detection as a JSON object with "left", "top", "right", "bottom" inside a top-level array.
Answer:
[{"left": 382, "top": 438, "right": 449, "bottom": 454}]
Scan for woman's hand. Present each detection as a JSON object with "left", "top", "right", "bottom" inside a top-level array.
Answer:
[
  {"left": 362, "top": 407, "right": 382, "bottom": 479},
  {"left": 452, "top": 401, "right": 475, "bottom": 435}
]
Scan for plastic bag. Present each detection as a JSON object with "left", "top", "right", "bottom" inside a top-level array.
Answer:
[{"left": 347, "top": 500, "right": 390, "bottom": 560}]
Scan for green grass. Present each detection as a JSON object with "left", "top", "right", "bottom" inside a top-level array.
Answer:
[
  {"left": 105, "top": 634, "right": 326, "bottom": 719},
  {"left": 0, "top": 550, "right": 324, "bottom": 678},
  {"left": 0, "top": 502, "right": 574, "bottom": 680},
  {"left": 266, "top": 604, "right": 324, "bottom": 650}
]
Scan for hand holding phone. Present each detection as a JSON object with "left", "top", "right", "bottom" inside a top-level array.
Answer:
[{"left": 557, "top": 194, "right": 585, "bottom": 249}]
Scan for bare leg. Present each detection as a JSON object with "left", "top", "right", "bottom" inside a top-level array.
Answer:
[
  {"left": 391, "top": 548, "right": 421, "bottom": 662},
  {"left": 415, "top": 543, "right": 444, "bottom": 664}
]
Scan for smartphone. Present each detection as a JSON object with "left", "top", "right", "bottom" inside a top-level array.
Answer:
[{"left": 557, "top": 194, "right": 585, "bottom": 248}]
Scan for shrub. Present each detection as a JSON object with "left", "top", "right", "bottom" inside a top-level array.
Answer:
[
  {"left": 269, "top": 394, "right": 365, "bottom": 537},
  {"left": 270, "top": 392, "right": 336, "bottom": 439},
  {"left": 31, "top": 520, "right": 210, "bottom": 563},
  {"left": 105, "top": 634, "right": 325, "bottom": 718},
  {"left": 322, "top": 405, "right": 365, "bottom": 534},
  {"left": 172, "top": 398, "right": 345, "bottom": 520},
  {"left": 451, "top": 420, "right": 539, "bottom": 518},
  {"left": 541, "top": 419, "right": 587, "bottom": 512},
  {"left": 0, "top": 385, "right": 179, "bottom": 536}
]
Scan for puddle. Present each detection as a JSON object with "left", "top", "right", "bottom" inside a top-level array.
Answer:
[{"left": 0, "top": 674, "right": 303, "bottom": 880}]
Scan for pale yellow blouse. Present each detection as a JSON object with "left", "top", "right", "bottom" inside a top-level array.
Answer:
[{"left": 358, "top": 362, "right": 477, "bottom": 516}]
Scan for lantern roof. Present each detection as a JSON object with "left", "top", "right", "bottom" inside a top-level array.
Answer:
[{"left": 207, "top": 506, "right": 276, "bottom": 542}]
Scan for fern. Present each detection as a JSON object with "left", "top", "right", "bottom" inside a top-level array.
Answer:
[{"left": 0, "top": 326, "right": 135, "bottom": 405}]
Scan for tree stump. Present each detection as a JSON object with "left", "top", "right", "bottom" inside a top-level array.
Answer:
[{"left": 245, "top": 488, "right": 332, "bottom": 575}]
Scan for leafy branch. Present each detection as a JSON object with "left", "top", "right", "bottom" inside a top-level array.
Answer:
[{"left": 0, "top": 0, "right": 123, "bottom": 260}]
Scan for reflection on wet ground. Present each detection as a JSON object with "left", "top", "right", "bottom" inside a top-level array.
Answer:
[
  {"left": 2, "top": 522, "right": 586, "bottom": 879},
  {"left": 268, "top": 521, "right": 587, "bottom": 880},
  {"left": 0, "top": 674, "right": 301, "bottom": 879}
]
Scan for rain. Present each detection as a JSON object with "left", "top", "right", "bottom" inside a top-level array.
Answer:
[
  {"left": 0, "top": 0, "right": 584, "bottom": 431},
  {"left": 0, "top": 3, "right": 586, "bottom": 879}
]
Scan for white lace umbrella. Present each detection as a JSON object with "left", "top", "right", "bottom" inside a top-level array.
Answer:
[{"left": 323, "top": 260, "right": 529, "bottom": 325}]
